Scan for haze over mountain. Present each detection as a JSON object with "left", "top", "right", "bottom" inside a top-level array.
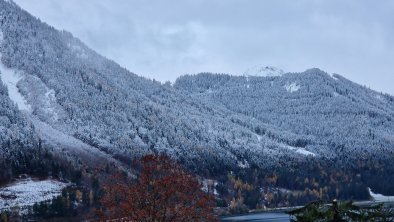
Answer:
[{"left": 1, "top": 0, "right": 394, "bottom": 200}]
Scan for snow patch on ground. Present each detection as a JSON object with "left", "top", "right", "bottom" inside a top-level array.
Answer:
[
  {"left": 0, "top": 178, "right": 68, "bottom": 213},
  {"left": 0, "top": 53, "right": 31, "bottom": 112},
  {"left": 44, "top": 89, "right": 59, "bottom": 120},
  {"left": 244, "top": 66, "right": 284, "bottom": 77},
  {"left": 284, "top": 82, "right": 301, "bottom": 93},
  {"left": 251, "top": 132, "right": 263, "bottom": 142},
  {"left": 331, "top": 74, "right": 340, "bottom": 81},
  {"left": 375, "top": 94, "right": 384, "bottom": 101},
  {"left": 256, "top": 134, "right": 262, "bottom": 142},
  {"left": 294, "top": 148, "right": 316, "bottom": 156},
  {"left": 244, "top": 76, "right": 250, "bottom": 89},
  {"left": 368, "top": 188, "right": 394, "bottom": 202},
  {"left": 202, "top": 179, "right": 218, "bottom": 196},
  {"left": 282, "top": 144, "right": 316, "bottom": 156},
  {"left": 237, "top": 159, "right": 250, "bottom": 169}
]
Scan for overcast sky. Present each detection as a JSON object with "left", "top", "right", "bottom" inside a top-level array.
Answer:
[{"left": 13, "top": 0, "right": 394, "bottom": 95}]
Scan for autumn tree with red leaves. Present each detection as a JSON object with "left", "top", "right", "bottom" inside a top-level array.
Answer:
[{"left": 97, "top": 155, "right": 218, "bottom": 221}]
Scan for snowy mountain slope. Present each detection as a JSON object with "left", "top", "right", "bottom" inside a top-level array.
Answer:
[
  {"left": 0, "top": 29, "right": 31, "bottom": 112},
  {"left": 30, "top": 117, "right": 126, "bottom": 170},
  {"left": 1, "top": 25, "right": 118, "bottom": 169},
  {"left": 0, "top": 76, "right": 34, "bottom": 148},
  {"left": 0, "top": 0, "right": 312, "bottom": 173},
  {"left": 174, "top": 69, "right": 394, "bottom": 160}
]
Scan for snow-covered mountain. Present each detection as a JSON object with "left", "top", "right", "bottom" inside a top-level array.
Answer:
[
  {"left": 1, "top": 0, "right": 394, "bottom": 192},
  {"left": 175, "top": 70, "right": 394, "bottom": 161}
]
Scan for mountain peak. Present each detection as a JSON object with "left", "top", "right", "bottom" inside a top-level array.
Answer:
[{"left": 243, "top": 65, "right": 284, "bottom": 77}]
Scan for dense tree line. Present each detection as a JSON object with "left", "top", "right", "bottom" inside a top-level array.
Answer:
[{"left": 288, "top": 200, "right": 394, "bottom": 221}]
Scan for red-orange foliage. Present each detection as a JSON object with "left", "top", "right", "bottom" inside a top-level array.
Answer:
[{"left": 98, "top": 155, "right": 218, "bottom": 222}]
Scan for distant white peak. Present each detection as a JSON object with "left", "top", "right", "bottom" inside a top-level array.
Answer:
[{"left": 244, "top": 66, "right": 284, "bottom": 77}]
